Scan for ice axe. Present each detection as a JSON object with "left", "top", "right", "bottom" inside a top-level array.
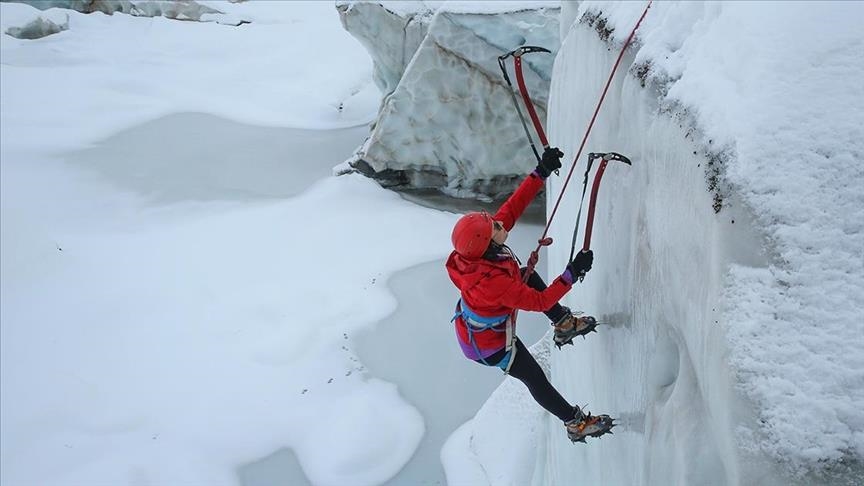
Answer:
[
  {"left": 569, "top": 152, "right": 632, "bottom": 280},
  {"left": 497, "top": 45, "right": 552, "bottom": 165}
]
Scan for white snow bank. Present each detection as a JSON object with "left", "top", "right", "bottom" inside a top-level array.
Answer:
[
  {"left": 442, "top": 335, "right": 552, "bottom": 484},
  {"left": 8, "top": 0, "right": 244, "bottom": 25},
  {"left": 0, "top": 155, "right": 452, "bottom": 484},
  {"left": 0, "top": 1, "right": 378, "bottom": 154},
  {"left": 1, "top": 3, "right": 69, "bottom": 39},
  {"left": 1, "top": 1, "right": 453, "bottom": 484}
]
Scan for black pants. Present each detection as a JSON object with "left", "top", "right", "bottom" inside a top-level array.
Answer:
[
  {"left": 485, "top": 338, "right": 576, "bottom": 422},
  {"left": 477, "top": 270, "right": 576, "bottom": 423}
]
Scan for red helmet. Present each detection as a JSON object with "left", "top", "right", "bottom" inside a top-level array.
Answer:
[{"left": 452, "top": 212, "right": 493, "bottom": 259}]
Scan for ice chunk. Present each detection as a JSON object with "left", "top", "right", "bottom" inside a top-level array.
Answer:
[
  {"left": 337, "top": 1, "right": 433, "bottom": 95},
  {"left": 4, "top": 8, "right": 69, "bottom": 39},
  {"left": 339, "top": 1, "right": 560, "bottom": 200}
]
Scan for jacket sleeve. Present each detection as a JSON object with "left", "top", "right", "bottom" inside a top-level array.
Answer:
[
  {"left": 493, "top": 172, "right": 544, "bottom": 231},
  {"left": 479, "top": 272, "right": 572, "bottom": 313}
]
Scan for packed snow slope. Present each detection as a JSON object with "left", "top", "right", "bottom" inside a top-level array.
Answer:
[
  {"left": 1, "top": 2, "right": 456, "bottom": 485},
  {"left": 448, "top": 2, "right": 863, "bottom": 485}
]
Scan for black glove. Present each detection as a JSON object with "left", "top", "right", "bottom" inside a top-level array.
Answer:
[
  {"left": 566, "top": 250, "right": 594, "bottom": 281},
  {"left": 534, "top": 147, "right": 564, "bottom": 178}
]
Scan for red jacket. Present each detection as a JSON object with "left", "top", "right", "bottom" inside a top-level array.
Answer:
[{"left": 445, "top": 173, "right": 572, "bottom": 358}]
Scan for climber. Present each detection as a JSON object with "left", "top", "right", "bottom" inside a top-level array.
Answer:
[{"left": 445, "top": 146, "right": 614, "bottom": 443}]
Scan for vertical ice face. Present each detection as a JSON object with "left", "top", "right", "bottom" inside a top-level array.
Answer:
[
  {"left": 335, "top": 2, "right": 862, "bottom": 484},
  {"left": 336, "top": 1, "right": 433, "bottom": 96},
  {"left": 543, "top": 25, "right": 753, "bottom": 482},
  {"left": 338, "top": 2, "right": 560, "bottom": 200},
  {"left": 541, "top": 3, "right": 861, "bottom": 485}
]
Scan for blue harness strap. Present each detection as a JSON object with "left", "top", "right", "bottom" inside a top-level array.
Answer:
[{"left": 452, "top": 299, "right": 511, "bottom": 368}]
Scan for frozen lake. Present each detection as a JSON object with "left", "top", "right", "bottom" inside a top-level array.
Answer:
[{"left": 64, "top": 112, "right": 369, "bottom": 204}]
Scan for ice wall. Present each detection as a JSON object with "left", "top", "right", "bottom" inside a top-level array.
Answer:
[
  {"left": 541, "top": 23, "right": 770, "bottom": 485},
  {"left": 540, "top": 3, "right": 862, "bottom": 485},
  {"left": 336, "top": 1, "right": 432, "bottom": 96},
  {"left": 458, "top": 2, "right": 862, "bottom": 485},
  {"left": 338, "top": 1, "right": 560, "bottom": 200}
]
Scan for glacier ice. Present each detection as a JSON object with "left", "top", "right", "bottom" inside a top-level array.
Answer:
[
  {"left": 451, "top": 2, "right": 864, "bottom": 485},
  {"left": 338, "top": 1, "right": 561, "bottom": 200},
  {"left": 337, "top": 1, "right": 433, "bottom": 96}
]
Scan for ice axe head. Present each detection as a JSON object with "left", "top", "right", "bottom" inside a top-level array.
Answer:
[
  {"left": 605, "top": 152, "right": 632, "bottom": 165},
  {"left": 513, "top": 45, "right": 551, "bottom": 58},
  {"left": 499, "top": 45, "right": 551, "bottom": 61},
  {"left": 589, "top": 152, "right": 632, "bottom": 165}
]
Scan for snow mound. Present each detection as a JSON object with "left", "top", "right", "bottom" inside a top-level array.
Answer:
[
  {"left": 2, "top": 5, "right": 69, "bottom": 39},
  {"left": 293, "top": 379, "right": 424, "bottom": 486},
  {"left": 442, "top": 335, "right": 553, "bottom": 484},
  {"left": 10, "top": 0, "right": 248, "bottom": 26},
  {"left": 1, "top": 3, "right": 69, "bottom": 38}
]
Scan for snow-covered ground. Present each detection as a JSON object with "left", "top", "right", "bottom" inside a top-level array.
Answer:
[
  {"left": 3, "top": 1, "right": 862, "bottom": 485},
  {"left": 1, "top": 2, "right": 458, "bottom": 485}
]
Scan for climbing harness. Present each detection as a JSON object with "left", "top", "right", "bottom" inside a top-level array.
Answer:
[
  {"left": 497, "top": 1, "right": 652, "bottom": 280},
  {"left": 452, "top": 299, "right": 517, "bottom": 373}
]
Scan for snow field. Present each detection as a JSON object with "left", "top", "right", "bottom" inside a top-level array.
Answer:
[
  {"left": 0, "top": 2, "right": 458, "bottom": 485},
  {"left": 3, "top": 0, "right": 862, "bottom": 484}
]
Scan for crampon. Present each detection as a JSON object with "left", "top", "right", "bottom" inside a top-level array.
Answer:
[
  {"left": 553, "top": 315, "right": 598, "bottom": 348},
  {"left": 565, "top": 411, "right": 616, "bottom": 443}
]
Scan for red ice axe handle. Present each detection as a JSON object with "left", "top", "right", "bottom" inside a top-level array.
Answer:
[
  {"left": 582, "top": 152, "right": 632, "bottom": 251},
  {"left": 514, "top": 55, "right": 548, "bottom": 149},
  {"left": 581, "top": 159, "right": 608, "bottom": 252}
]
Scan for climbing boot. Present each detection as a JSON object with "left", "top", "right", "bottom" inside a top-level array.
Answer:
[
  {"left": 565, "top": 406, "right": 615, "bottom": 443},
  {"left": 553, "top": 311, "right": 598, "bottom": 348}
]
